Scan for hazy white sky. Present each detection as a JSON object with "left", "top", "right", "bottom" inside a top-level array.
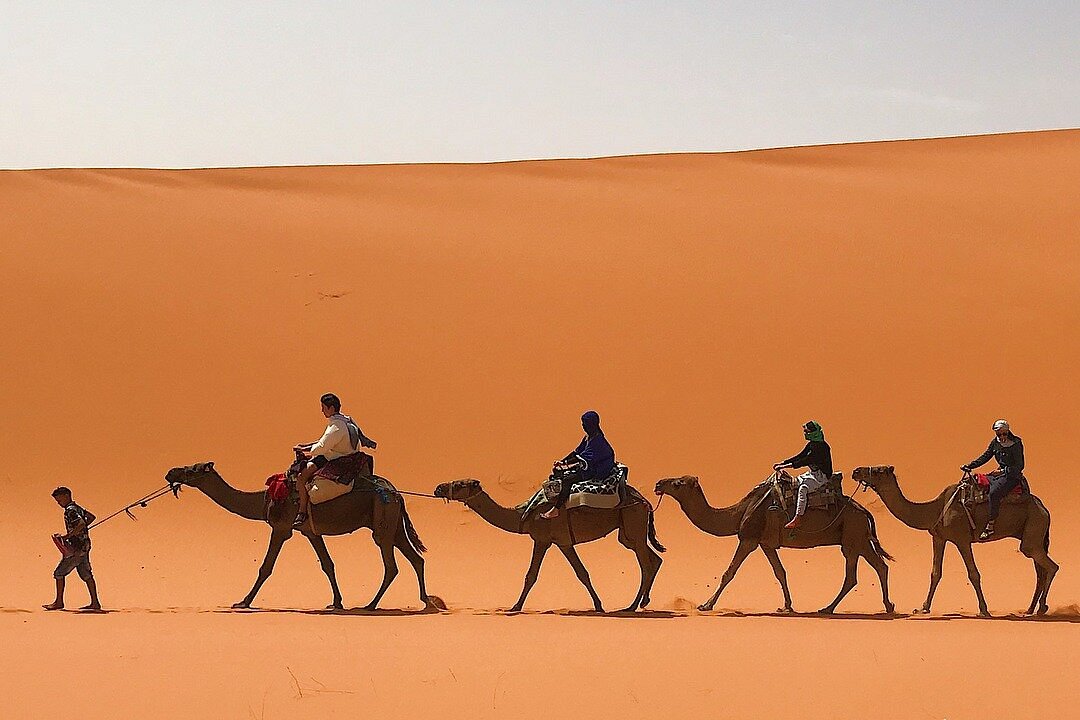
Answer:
[{"left": 1, "top": 1, "right": 1076, "bottom": 168}]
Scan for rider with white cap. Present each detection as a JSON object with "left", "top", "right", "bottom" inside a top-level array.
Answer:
[{"left": 961, "top": 419, "right": 1027, "bottom": 540}]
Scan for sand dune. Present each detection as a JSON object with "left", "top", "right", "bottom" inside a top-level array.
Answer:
[{"left": 2, "top": 129, "right": 1078, "bottom": 718}]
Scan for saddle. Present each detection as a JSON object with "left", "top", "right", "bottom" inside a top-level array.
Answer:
[
  {"left": 264, "top": 451, "right": 391, "bottom": 507},
  {"left": 520, "top": 464, "right": 631, "bottom": 516},
  {"left": 773, "top": 471, "right": 846, "bottom": 510},
  {"left": 959, "top": 472, "right": 1027, "bottom": 507}
]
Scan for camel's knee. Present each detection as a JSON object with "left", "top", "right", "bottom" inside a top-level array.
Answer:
[{"left": 967, "top": 570, "right": 981, "bottom": 585}]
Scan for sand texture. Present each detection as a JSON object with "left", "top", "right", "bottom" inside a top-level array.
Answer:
[{"left": 2, "top": 130, "right": 1078, "bottom": 719}]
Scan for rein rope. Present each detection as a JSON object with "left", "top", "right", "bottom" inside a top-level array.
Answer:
[{"left": 88, "top": 483, "right": 180, "bottom": 531}]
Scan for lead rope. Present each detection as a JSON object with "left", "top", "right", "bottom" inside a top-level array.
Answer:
[{"left": 87, "top": 483, "right": 180, "bottom": 531}]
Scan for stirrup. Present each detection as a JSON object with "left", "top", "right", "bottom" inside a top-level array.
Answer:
[
  {"left": 292, "top": 512, "right": 308, "bottom": 528},
  {"left": 978, "top": 523, "right": 994, "bottom": 540}
]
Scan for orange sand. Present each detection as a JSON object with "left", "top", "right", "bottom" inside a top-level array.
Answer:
[{"left": 1, "top": 130, "right": 1078, "bottom": 719}]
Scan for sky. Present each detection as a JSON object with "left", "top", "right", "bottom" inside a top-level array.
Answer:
[{"left": 1, "top": 1, "right": 1077, "bottom": 168}]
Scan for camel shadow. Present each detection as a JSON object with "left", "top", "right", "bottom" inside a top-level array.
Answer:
[
  {"left": 210, "top": 605, "right": 443, "bottom": 617},
  {"left": 910, "top": 612, "right": 1080, "bottom": 624},
  {"left": 471, "top": 608, "right": 682, "bottom": 618},
  {"left": 707, "top": 610, "right": 907, "bottom": 621}
]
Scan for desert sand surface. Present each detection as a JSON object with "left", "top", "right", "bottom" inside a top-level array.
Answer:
[{"left": 2, "top": 129, "right": 1079, "bottom": 719}]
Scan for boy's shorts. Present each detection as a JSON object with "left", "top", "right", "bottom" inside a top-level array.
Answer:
[{"left": 54, "top": 552, "right": 94, "bottom": 582}]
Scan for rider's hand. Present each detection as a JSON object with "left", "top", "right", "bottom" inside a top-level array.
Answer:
[
  {"left": 960, "top": 465, "right": 970, "bottom": 472},
  {"left": 773, "top": 463, "right": 785, "bottom": 471}
]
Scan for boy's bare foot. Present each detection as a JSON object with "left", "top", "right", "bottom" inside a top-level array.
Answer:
[
  {"left": 540, "top": 508, "right": 559, "bottom": 519},
  {"left": 42, "top": 602, "right": 64, "bottom": 611},
  {"left": 80, "top": 604, "right": 103, "bottom": 612},
  {"left": 784, "top": 517, "right": 801, "bottom": 530}
]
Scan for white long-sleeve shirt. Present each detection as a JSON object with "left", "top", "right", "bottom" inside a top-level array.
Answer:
[{"left": 308, "top": 414, "right": 358, "bottom": 462}]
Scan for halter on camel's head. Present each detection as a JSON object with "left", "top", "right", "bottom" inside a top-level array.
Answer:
[
  {"left": 433, "top": 479, "right": 482, "bottom": 502},
  {"left": 654, "top": 476, "right": 700, "bottom": 496},
  {"left": 852, "top": 465, "right": 895, "bottom": 491},
  {"left": 165, "top": 461, "right": 216, "bottom": 495}
]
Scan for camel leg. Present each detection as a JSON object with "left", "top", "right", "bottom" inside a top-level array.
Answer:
[
  {"left": 305, "top": 534, "right": 343, "bottom": 610},
  {"left": 1037, "top": 552, "right": 1059, "bottom": 615},
  {"left": 820, "top": 548, "right": 858, "bottom": 614},
  {"left": 634, "top": 547, "right": 662, "bottom": 612},
  {"left": 234, "top": 528, "right": 292, "bottom": 609},
  {"left": 955, "top": 541, "right": 990, "bottom": 616},
  {"left": 1022, "top": 546, "right": 1058, "bottom": 616},
  {"left": 862, "top": 546, "right": 895, "bottom": 615},
  {"left": 1025, "top": 563, "right": 1046, "bottom": 616},
  {"left": 509, "top": 541, "right": 550, "bottom": 613},
  {"left": 363, "top": 537, "right": 399, "bottom": 611},
  {"left": 915, "top": 535, "right": 946, "bottom": 614},
  {"left": 617, "top": 542, "right": 661, "bottom": 613},
  {"left": 698, "top": 538, "right": 757, "bottom": 612},
  {"left": 394, "top": 526, "right": 430, "bottom": 607},
  {"left": 762, "top": 547, "right": 793, "bottom": 613},
  {"left": 557, "top": 545, "right": 604, "bottom": 613}
]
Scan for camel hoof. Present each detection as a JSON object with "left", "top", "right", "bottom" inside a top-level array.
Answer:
[
  {"left": 777, "top": 606, "right": 795, "bottom": 614},
  {"left": 818, "top": 607, "right": 835, "bottom": 615},
  {"left": 231, "top": 602, "right": 251, "bottom": 610},
  {"left": 979, "top": 610, "right": 992, "bottom": 618},
  {"left": 884, "top": 604, "right": 896, "bottom": 615},
  {"left": 425, "top": 595, "right": 448, "bottom": 611},
  {"left": 697, "top": 604, "right": 713, "bottom": 612},
  {"left": 327, "top": 602, "right": 344, "bottom": 611},
  {"left": 1038, "top": 605, "right": 1049, "bottom": 616},
  {"left": 507, "top": 605, "right": 524, "bottom": 614},
  {"left": 617, "top": 606, "right": 638, "bottom": 614}
]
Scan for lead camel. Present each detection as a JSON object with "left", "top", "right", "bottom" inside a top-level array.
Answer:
[{"left": 166, "top": 462, "right": 439, "bottom": 611}]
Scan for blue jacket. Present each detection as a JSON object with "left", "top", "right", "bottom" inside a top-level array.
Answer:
[{"left": 567, "top": 432, "right": 616, "bottom": 481}]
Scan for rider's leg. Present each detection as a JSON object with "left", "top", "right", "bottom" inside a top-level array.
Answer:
[
  {"left": 981, "top": 471, "right": 1021, "bottom": 539},
  {"left": 294, "top": 461, "right": 319, "bottom": 524}
]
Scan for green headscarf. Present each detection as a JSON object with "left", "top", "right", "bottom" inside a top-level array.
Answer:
[{"left": 804, "top": 421, "right": 824, "bottom": 443}]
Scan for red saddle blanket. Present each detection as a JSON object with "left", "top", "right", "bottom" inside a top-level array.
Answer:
[{"left": 265, "top": 473, "right": 290, "bottom": 502}]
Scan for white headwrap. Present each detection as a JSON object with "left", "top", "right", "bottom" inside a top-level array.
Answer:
[{"left": 992, "top": 419, "right": 1010, "bottom": 431}]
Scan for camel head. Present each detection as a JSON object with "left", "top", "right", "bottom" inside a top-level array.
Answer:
[
  {"left": 852, "top": 465, "right": 896, "bottom": 493},
  {"left": 434, "top": 479, "right": 483, "bottom": 502},
  {"left": 165, "top": 461, "right": 218, "bottom": 493},
  {"left": 654, "top": 475, "right": 700, "bottom": 498}
]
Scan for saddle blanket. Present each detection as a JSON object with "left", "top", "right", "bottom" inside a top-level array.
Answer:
[
  {"left": 774, "top": 472, "right": 845, "bottom": 510},
  {"left": 519, "top": 464, "right": 628, "bottom": 515},
  {"left": 963, "top": 473, "right": 1027, "bottom": 506}
]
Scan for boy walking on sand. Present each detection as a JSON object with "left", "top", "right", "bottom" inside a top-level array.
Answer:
[{"left": 43, "top": 486, "right": 101, "bottom": 611}]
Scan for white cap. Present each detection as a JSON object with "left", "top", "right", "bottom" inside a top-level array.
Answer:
[{"left": 992, "top": 419, "right": 1010, "bottom": 431}]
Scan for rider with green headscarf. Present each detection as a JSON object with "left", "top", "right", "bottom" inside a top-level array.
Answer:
[{"left": 773, "top": 420, "right": 834, "bottom": 529}]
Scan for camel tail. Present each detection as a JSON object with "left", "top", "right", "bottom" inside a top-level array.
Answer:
[
  {"left": 647, "top": 509, "right": 666, "bottom": 554},
  {"left": 401, "top": 501, "right": 427, "bottom": 554},
  {"left": 852, "top": 499, "right": 894, "bottom": 562}
]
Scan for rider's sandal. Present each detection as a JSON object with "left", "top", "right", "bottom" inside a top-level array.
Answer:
[
  {"left": 292, "top": 512, "right": 308, "bottom": 528},
  {"left": 978, "top": 523, "right": 994, "bottom": 541}
]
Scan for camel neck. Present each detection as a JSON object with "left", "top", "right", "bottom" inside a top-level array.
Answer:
[
  {"left": 672, "top": 486, "right": 749, "bottom": 537},
  {"left": 465, "top": 491, "right": 526, "bottom": 534},
  {"left": 195, "top": 473, "right": 267, "bottom": 521},
  {"left": 874, "top": 476, "right": 944, "bottom": 531}
]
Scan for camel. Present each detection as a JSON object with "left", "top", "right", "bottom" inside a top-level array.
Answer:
[
  {"left": 433, "top": 479, "right": 664, "bottom": 612},
  {"left": 654, "top": 475, "right": 895, "bottom": 614},
  {"left": 852, "top": 465, "right": 1057, "bottom": 616},
  {"left": 165, "top": 462, "right": 438, "bottom": 611}
]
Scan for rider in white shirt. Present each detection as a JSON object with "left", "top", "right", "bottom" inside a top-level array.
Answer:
[{"left": 293, "top": 393, "right": 376, "bottom": 527}]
